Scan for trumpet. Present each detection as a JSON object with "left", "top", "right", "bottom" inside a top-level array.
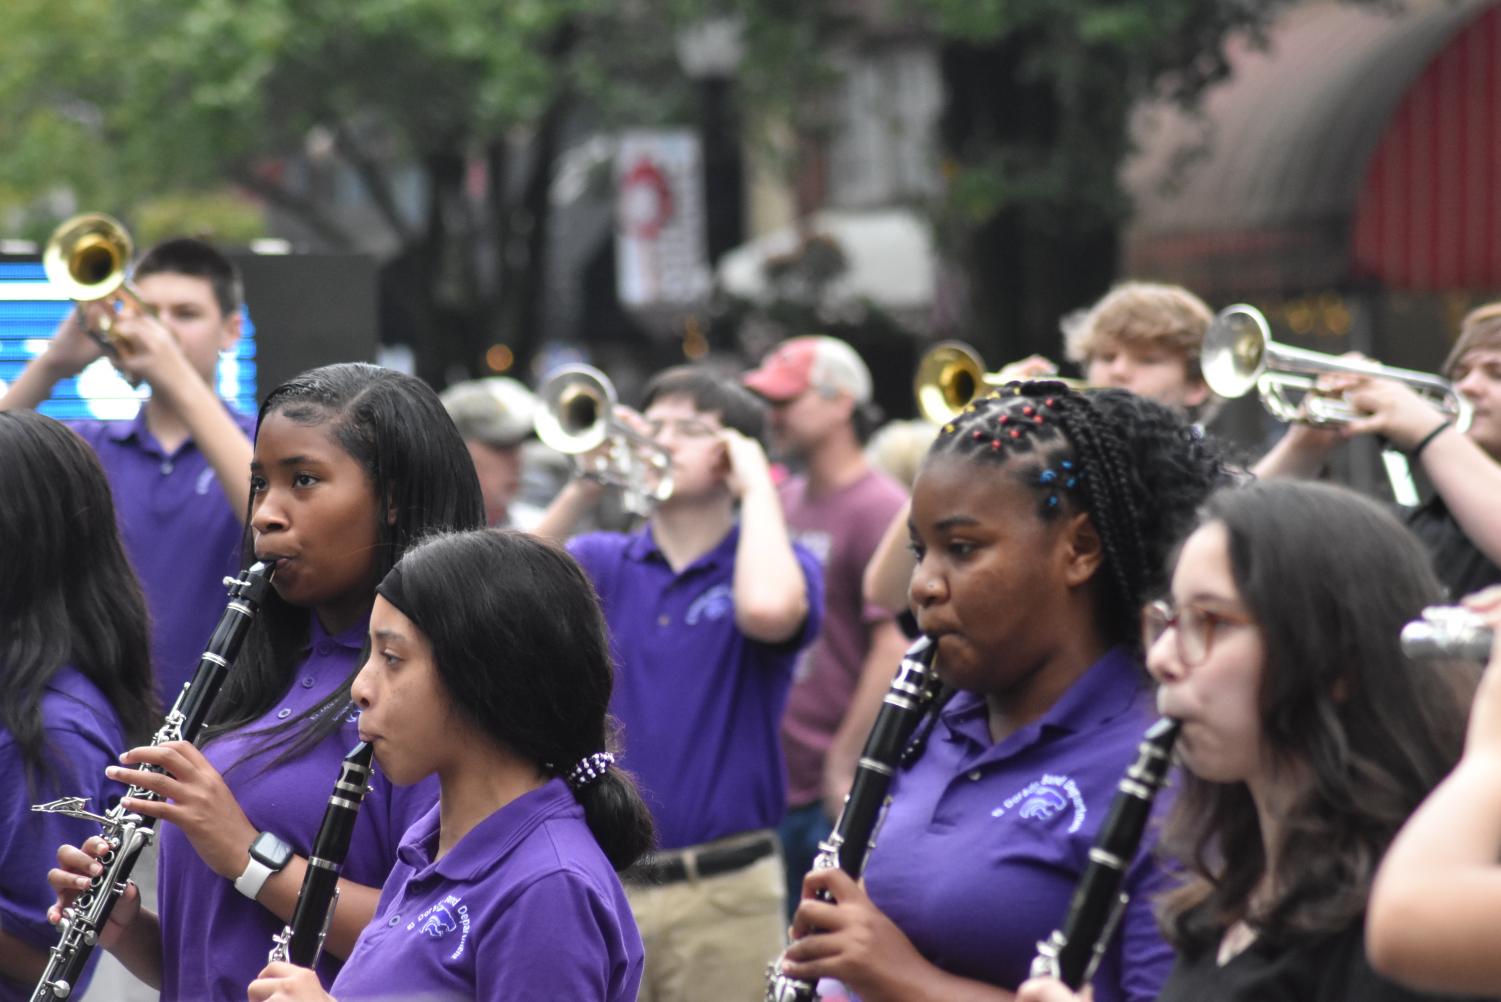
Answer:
[
  {"left": 1202, "top": 304, "right": 1473, "bottom": 432},
  {"left": 534, "top": 364, "right": 673, "bottom": 516},
  {"left": 914, "top": 341, "right": 1087, "bottom": 424},
  {"left": 42, "top": 212, "right": 152, "bottom": 351}
]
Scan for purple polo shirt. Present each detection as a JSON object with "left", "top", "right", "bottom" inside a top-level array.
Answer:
[
  {"left": 72, "top": 407, "right": 256, "bottom": 703},
  {"left": 0, "top": 668, "right": 125, "bottom": 1002},
  {"left": 330, "top": 779, "right": 644, "bottom": 1002},
  {"left": 861, "top": 647, "right": 1176, "bottom": 1002},
  {"left": 569, "top": 525, "right": 823, "bottom": 850},
  {"left": 156, "top": 616, "right": 438, "bottom": 1002}
]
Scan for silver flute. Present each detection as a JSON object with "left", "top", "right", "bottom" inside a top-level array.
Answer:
[
  {"left": 29, "top": 561, "right": 276, "bottom": 1001},
  {"left": 765, "top": 635, "right": 941, "bottom": 1002},
  {"left": 1402, "top": 605, "right": 1494, "bottom": 662},
  {"left": 268, "top": 741, "right": 376, "bottom": 968}
]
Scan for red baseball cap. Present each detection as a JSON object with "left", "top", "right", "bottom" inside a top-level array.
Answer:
[{"left": 743, "top": 336, "right": 872, "bottom": 404}]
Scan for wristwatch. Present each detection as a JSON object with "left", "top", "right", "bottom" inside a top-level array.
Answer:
[{"left": 234, "top": 831, "right": 294, "bottom": 900}]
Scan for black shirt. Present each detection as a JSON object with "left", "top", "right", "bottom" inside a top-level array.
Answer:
[
  {"left": 1406, "top": 495, "right": 1501, "bottom": 601},
  {"left": 1158, "top": 923, "right": 1484, "bottom": 1002}
]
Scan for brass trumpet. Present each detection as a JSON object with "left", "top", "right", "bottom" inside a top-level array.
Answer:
[
  {"left": 1202, "top": 304, "right": 1472, "bottom": 432},
  {"left": 42, "top": 212, "right": 152, "bottom": 351},
  {"left": 914, "top": 341, "right": 1087, "bottom": 424},
  {"left": 534, "top": 364, "right": 673, "bottom": 516}
]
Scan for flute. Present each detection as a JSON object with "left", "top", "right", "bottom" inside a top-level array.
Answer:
[
  {"left": 269, "top": 741, "right": 376, "bottom": 968},
  {"left": 765, "top": 635, "right": 941, "bottom": 1002},
  {"left": 30, "top": 560, "right": 277, "bottom": 1002},
  {"left": 1029, "top": 716, "right": 1180, "bottom": 988},
  {"left": 1401, "top": 605, "right": 1494, "bottom": 663}
]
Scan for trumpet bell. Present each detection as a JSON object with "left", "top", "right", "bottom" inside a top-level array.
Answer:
[
  {"left": 535, "top": 364, "right": 612, "bottom": 455},
  {"left": 534, "top": 364, "right": 673, "bottom": 515},
  {"left": 914, "top": 342, "right": 986, "bottom": 424},
  {"left": 43, "top": 213, "right": 134, "bottom": 303},
  {"left": 1201, "top": 305, "right": 1268, "bottom": 401}
]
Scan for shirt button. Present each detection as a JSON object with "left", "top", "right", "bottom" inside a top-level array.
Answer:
[
  {"left": 315, "top": 640, "right": 335, "bottom": 656},
  {"left": 160, "top": 460, "right": 174, "bottom": 475},
  {"left": 387, "top": 914, "right": 401, "bottom": 926},
  {"left": 657, "top": 615, "right": 670, "bottom": 626},
  {"left": 301, "top": 677, "right": 316, "bottom": 689},
  {"left": 277, "top": 708, "right": 292, "bottom": 719},
  {"left": 967, "top": 769, "right": 982, "bottom": 781}
]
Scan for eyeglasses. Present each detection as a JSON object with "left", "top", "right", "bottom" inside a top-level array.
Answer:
[
  {"left": 644, "top": 418, "right": 721, "bottom": 440},
  {"left": 1141, "top": 599, "right": 1254, "bottom": 667}
]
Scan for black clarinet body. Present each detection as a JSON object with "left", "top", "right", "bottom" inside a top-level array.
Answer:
[
  {"left": 765, "top": 635, "right": 941, "bottom": 1002},
  {"left": 28, "top": 560, "right": 276, "bottom": 1002},
  {"left": 1029, "top": 716, "right": 1181, "bottom": 988},
  {"left": 269, "top": 741, "right": 376, "bottom": 968}
]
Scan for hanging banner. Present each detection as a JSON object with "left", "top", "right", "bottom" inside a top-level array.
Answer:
[{"left": 615, "top": 130, "right": 711, "bottom": 309}]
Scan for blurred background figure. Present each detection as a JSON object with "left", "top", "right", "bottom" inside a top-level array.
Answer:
[
  {"left": 743, "top": 335, "right": 911, "bottom": 914},
  {"left": 440, "top": 376, "right": 544, "bottom": 530},
  {"left": 1061, "top": 281, "right": 1217, "bottom": 424}
]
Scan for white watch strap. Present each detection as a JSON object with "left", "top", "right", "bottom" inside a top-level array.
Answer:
[{"left": 234, "top": 855, "right": 274, "bottom": 900}]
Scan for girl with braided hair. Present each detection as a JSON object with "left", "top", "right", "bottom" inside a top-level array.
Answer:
[{"left": 779, "top": 382, "right": 1233, "bottom": 1001}]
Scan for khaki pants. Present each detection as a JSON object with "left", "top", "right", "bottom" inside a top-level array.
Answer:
[{"left": 626, "top": 832, "right": 787, "bottom": 1002}]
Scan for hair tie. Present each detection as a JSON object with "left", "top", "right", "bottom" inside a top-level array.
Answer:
[
  {"left": 1408, "top": 420, "right": 1451, "bottom": 462},
  {"left": 566, "top": 752, "right": 614, "bottom": 790}
]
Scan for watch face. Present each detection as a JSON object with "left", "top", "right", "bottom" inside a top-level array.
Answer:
[{"left": 250, "top": 831, "right": 294, "bottom": 870}]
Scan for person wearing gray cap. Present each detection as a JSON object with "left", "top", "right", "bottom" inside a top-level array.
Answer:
[{"left": 440, "top": 377, "right": 544, "bottom": 529}]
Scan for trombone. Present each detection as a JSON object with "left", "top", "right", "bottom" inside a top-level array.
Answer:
[
  {"left": 534, "top": 364, "right": 673, "bottom": 516},
  {"left": 914, "top": 341, "right": 1086, "bottom": 424},
  {"left": 42, "top": 213, "right": 155, "bottom": 357},
  {"left": 1202, "top": 304, "right": 1472, "bottom": 432}
]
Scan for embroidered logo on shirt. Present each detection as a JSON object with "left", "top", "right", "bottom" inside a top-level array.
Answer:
[
  {"left": 195, "top": 468, "right": 216, "bottom": 495},
  {"left": 408, "top": 894, "right": 472, "bottom": 960},
  {"left": 992, "top": 773, "right": 1088, "bottom": 833},
  {"left": 685, "top": 583, "right": 733, "bottom": 625}
]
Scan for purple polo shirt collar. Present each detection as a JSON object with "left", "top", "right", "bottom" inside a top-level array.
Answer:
[
  {"left": 397, "top": 778, "right": 577, "bottom": 881},
  {"left": 104, "top": 402, "right": 238, "bottom": 458},
  {"left": 624, "top": 521, "right": 738, "bottom": 570},
  {"left": 308, "top": 611, "right": 370, "bottom": 660},
  {"left": 940, "top": 645, "right": 1145, "bottom": 758}
]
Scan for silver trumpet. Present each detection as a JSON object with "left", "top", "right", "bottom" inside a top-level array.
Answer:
[
  {"left": 1402, "top": 605, "right": 1494, "bottom": 662},
  {"left": 534, "top": 364, "right": 673, "bottom": 517}
]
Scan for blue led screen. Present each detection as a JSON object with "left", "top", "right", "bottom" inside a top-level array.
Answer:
[{"left": 0, "top": 260, "right": 257, "bottom": 420}]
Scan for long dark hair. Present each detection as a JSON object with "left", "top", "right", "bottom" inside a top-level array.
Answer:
[
  {"left": 203, "top": 363, "right": 484, "bottom": 756},
  {"left": 926, "top": 382, "right": 1233, "bottom": 649},
  {"left": 0, "top": 412, "right": 155, "bottom": 788},
  {"left": 386, "top": 529, "right": 654, "bottom": 870},
  {"left": 1158, "top": 480, "right": 1475, "bottom": 952}
]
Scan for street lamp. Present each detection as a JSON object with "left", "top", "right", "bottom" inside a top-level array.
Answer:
[{"left": 675, "top": 16, "right": 745, "bottom": 265}]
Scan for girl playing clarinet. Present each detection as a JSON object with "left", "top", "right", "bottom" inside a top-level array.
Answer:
[
  {"left": 47, "top": 364, "right": 485, "bottom": 1001},
  {"left": 1020, "top": 480, "right": 1479, "bottom": 1002},
  {"left": 247, "top": 529, "right": 651, "bottom": 1001}
]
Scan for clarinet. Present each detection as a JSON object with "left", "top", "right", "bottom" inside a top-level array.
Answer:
[
  {"left": 766, "top": 635, "right": 942, "bottom": 1002},
  {"left": 268, "top": 741, "right": 376, "bottom": 967},
  {"left": 29, "top": 560, "right": 277, "bottom": 1002},
  {"left": 1029, "top": 716, "right": 1181, "bottom": 988}
]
